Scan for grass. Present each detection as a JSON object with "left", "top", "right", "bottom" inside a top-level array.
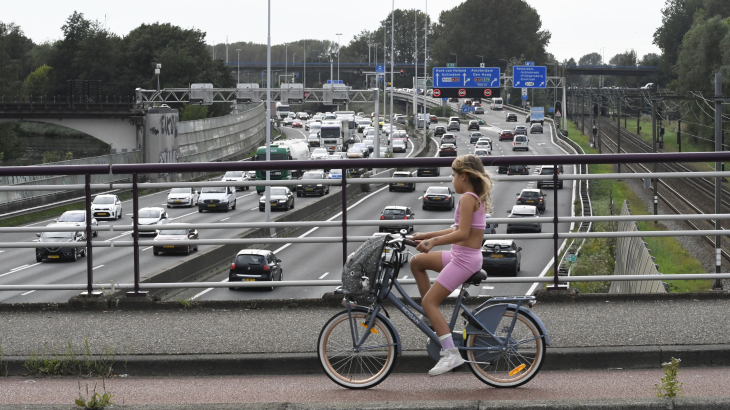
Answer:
[{"left": 23, "top": 338, "right": 126, "bottom": 377}]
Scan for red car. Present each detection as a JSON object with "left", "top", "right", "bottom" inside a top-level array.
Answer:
[
  {"left": 292, "top": 120, "right": 303, "bottom": 128},
  {"left": 499, "top": 130, "right": 514, "bottom": 141},
  {"left": 429, "top": 114, "right": 438, "bottom": 123}
]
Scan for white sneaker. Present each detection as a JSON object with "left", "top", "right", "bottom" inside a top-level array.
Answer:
[{"left": 428, "top": 348, "right": 465, "bottom": 376}]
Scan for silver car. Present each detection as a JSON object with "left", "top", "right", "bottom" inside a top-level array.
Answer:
[
  {"left": 167, "top": 187, "right": 199, "bottom": 208},
  {"left": 55, "top": 210, "right": 99, "bottom": 237},
  {"left": 221, "top": 171, "right": 249, "bottom": 191},
  {"left": 447, "top": 121, "right": 460, "bottom": 131},
  {"left": 136, "top": 207, "right": 169, "bottom": 236}
]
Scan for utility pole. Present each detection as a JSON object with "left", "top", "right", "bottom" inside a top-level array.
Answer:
[
  {"left": 412, "top": 9, "right": 418, "bottom": 131},
  {"left": 236, "top": 49, "right": 241, "bottom": 84},
  {"left": 581, "top": 93, "right": 585, "bottom": 135},
  {"left": 597, "top": 96, "right": 602, "bottom": 153},
  {"left": 714, "top": 72, "right": 724, "bottom": 290},
  {"left": 677, "top": 119, "right": 682, "bottom": 152},
  {"left": 652, "top": 99, "right": 658, "bottom": 223},
  {"left": 637, "top": 98, "right": 642, "bottom": 136},
  {"left": 617, "top": 97, "right": 621, "bottom": 174},
  {"left": 423, "top": 0, "right": 428, "bottom": 146},
  {"left": 589, "top": 94, "right": 594, "bottom": 145},
  {"left": 265, "top": 1, "right": 271, "bottom": 223},
  {"left": 303, "top": 40, "right": 306, "bottom": 88},
  {"left": 390, "top": 0, "right": 394, "bottom": 132}
]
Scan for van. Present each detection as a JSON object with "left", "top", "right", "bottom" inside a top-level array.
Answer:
[
  {"left": 512, "top": 135, "right": 529, "bottom": 151},
  {"left": 491, "top": 97, "right": 504, "bottom": 111},
  {"left": 198, "top": 186, "right": 237, "bottom": 212}
]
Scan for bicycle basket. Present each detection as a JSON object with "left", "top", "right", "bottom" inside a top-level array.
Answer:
[{"left": 341, "top": 236, "right": 387, "bottom": 297}]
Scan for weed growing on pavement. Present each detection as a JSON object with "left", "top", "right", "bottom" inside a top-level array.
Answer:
[
  {"left": 655, "top": 357, "right": 684, "bottom": 398},
  {"left": 0, "top": 345, "right": 7, "bottom": 377},
  {"left": 76, "top": 379, "right": 113, "bottom": 409},
  {"left": 177, "top": 297, "right": 199, "bottom": 309},
  {"left": 23, "top": 338, "right": 120, "bottom": 377}
]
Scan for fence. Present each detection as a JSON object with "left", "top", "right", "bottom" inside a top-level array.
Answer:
[{"left": 1, "top": 152, "right": 730, "bottom": 297}]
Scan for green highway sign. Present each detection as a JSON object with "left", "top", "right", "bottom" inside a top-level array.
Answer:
[{"left": 446, "top": 63, "right": 456, "bottom": 68}]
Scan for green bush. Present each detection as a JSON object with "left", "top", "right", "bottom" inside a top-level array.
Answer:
[{"left": 42, "top": 151, "right": 73, "bottom": 163}]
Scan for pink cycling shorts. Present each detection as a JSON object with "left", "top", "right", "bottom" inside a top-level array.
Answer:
[{"left": 436, "top": 245, "right": 484, "bottom": 292}]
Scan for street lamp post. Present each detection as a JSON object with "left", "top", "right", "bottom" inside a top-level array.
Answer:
[
  {"left": 450, "top": 53, "right": 457, "bottom": 67},
  {"left": 236, "top": 49, "right": 241, "bottom": 83},
  {"left": 285, "top": 43, "right": 288, "bottom": 84},
  {"left": 476, "top": 54, "right": 484, "bottom": 65},
  {"left": 293, "top": 53, "right": 296, "bottom": 82},
  {"left": 336, "top": 33, "right": 342, "bottom": 81}
]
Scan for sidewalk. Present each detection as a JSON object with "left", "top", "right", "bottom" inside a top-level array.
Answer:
[{"left": 1, "top": 291, "right": 729, "bottom": 378}]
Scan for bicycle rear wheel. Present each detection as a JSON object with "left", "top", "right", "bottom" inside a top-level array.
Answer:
[
  {"left": 466, "top": 309, "right": 545, "bottom": 388},
  {"left": 318, "top": 310, "right": 397, "bottom": 389}
]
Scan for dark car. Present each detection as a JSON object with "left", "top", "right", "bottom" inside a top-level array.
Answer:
[
  {"left": 422, "top": 186, "right": 455, "bottom": 211},
  {"left": 440, "top": 134, "right": 457, "bottom": 147},
  {"left": 481, "top": 240, "right": 522, "bottom": 276},
  {"left": 470, "top": 132, "right": 484, "bottom": 143},
  {"left": 514, "top": 125, "right": 528, "bottom": 135},
  {"left": 530, "top": 123, "right": 543, "bottom": 134},
  {"left": 499, "top": 130, "right": 514, "bottom": 141},
  {"left": 439, "top": 143, "right": 457, "bottom": 157},
  {"left": 259, "top": 187, "right": 295, "bottom": 211},
  {"left": 506, "top": 113, "right": 518, "bottom": 122},
  {"left": 229, "top": 249, "right": 283, "bottom": 291},
  {"left": 536, "top": 165, "right": 564, "bottom": 189},
  {"left": 434, "top": 126, "right": 446, "bottom": 136},
  {"left": 449, "top": 97, "right": 459, "bottom": 102},
  {"left": 506, "top": 205, "right": 541, "bottom": 234},
  {"left": 467, "top": 120, "right": 480, "bottom": 130},
  {"left": 417, "top": 166, "right": 441, "bottom": 177},
  {"left": 390, "top": 171, "right": 416, "bottom": 192},
  {"left": 296, "top": 170, "right": 330, "bottom": 197},
  {"left": 516, "top": 188, "right": 547, "bottom": 213},
  {"left": 35, "top": 224, "right": 86, "bottom": 262},
  {"left": 507, "top": 165, "right": 530, "bottom": 175},
  {"left": 153, "top": 225, "right": 199, "bottom": 255},
  {"left": 379, "top": 206, "right": 415, "bottom": 233}
]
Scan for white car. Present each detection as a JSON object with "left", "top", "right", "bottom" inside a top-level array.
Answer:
[
  {"left": 90, "top": 194, "right": 122, "bottom": 219},
  {"left": 221, "top": 171, "right": 249, "bottom": 191},
  {"left": 382, "top": 124, "right": 397, "bottom": 136},
  {"left": 247, "top": 171, "right": 256, "bottom": 181},
  {"left": 55, "top": 210, "right": 99, "bottom": 237},
  {"left": 136, "top": 207, "right": 169, "bottom": 236},
  {"left": 474, "top": 149, "right": 490, "bottom": 157},
  {"left": 475, "top": 139, "right": 492, "bottom": 153},
  {"left": 166, "top": 188, "right": 199, "bottom": 208},
  {"left": 310, "top": 148, "right": 329, "bottom": 160}
]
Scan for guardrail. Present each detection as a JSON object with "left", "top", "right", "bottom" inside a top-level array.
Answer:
[{"left": 2, "top": 153, "right": 730, "bottom": 297}]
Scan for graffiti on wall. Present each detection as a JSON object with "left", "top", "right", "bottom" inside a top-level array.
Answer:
[
  {"left": 160, "top": 114, "right": 178, "bottom": 138},
  {"left": 159, "top": 147, "right": 179, "bottom": 163}
]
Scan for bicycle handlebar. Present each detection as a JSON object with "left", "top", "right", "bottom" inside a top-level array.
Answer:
[{"left": 403, "top": 239, "right": 419, "bottom": 247}]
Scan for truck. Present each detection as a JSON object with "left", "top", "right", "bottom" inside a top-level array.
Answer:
[
  {"left": 274, "top": 139, "right": 310, "bottom": 178},
  {"left": 335, "top": 111, "right": 356, "bottom": 144},
  {"left": 253, "top": 145, "right": 293, "bottom": 194},
  {"left": 529, "top": 107, "right": 545, "bottom": 125},
  {"left": 275, "top": 102, "right": 290, "bottom": 120},
  {"left": 320, "top": 120, "right": 344, "bottom": 154}
]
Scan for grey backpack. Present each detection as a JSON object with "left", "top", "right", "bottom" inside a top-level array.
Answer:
[{"left": 341, "top": 236, "right": 387, "bottom": 298}]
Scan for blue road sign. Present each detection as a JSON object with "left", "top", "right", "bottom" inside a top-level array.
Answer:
[
  {"left": 326, "top": 80, "right": 344, "bottom": 84},
  {"left": 432, "top": 67, "right": 501, "bottom": 88},
  {"left": 521, "top": 88, "right": 528, "bottom": 100},
  {"left": 548, "top": 107, "right": 554, "bottom": 113},
  {"left": 513, "top": 66, "right": 547, "bottom": 88},
  {"left": 376, "top": 65, "right": 385, "bottom": 73},
  {"left": 526, "top": 61, "right": 535, "bottom": 66},
  {"left": 461, "top": 105, "right": 475, "bottom": 113}
]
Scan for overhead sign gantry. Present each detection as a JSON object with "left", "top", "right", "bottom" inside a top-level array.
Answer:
[{"left": 431, "top": 67, "right": 501, "bottom": 98}]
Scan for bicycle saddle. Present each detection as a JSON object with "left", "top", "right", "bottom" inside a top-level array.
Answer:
[{"left": 465, "top": 269, "right": 487, "bottom": 285}]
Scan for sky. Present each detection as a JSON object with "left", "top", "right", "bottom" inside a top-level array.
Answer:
[{"left": 2, "top": 0, "right": 666, "bottom": 63}]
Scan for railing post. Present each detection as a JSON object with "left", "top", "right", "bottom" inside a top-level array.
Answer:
[
  {"left": 127, "top": 172, "right": 147, "bottom": 297},
  {"left": 550, "top": 170, "right": 560, "bottom": 290},
  {"left": 341, "top": 169, "right": 348, "bottom": 267},
  {"left": 81, "top": 173, "right": 99, "bottom": 297}
]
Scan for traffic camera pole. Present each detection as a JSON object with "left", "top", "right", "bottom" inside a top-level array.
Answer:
[
  {"left": 617, "top": 98, "right": 621, "bottom": 174},
  {"left": 652, "top": 100, "right": 658, "bottom": 223},
  {"left": 714, "top": 72, "right": 724, "bottom": 290}
]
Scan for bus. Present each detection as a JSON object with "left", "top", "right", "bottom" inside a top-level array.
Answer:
[
  {"left": 275, "top": 102, "right": 290, "bottom": 120},
  {"left": 253, "top": 145, "right": 292, "bottom": 194}
]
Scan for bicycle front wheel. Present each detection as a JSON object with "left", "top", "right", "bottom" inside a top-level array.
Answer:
[
  {"left": 318, "top": 310, "right": 397, "bottom": 389},
  {"left": 466, "top": 309, "right": 545, "bottom": 388}
]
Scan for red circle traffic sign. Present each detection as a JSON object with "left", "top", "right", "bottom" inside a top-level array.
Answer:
[
  {"left": 483, "top": 89, "right": 492, "bottom": 97},
  {"left": 458, "top": 89, "right": 466, "bottom": 97},
  {"left": 432, "top": 89, "right": 441, "bottom": 97},
  {"left": 304, "top": 92, "right": 310, "bottom": 98}
]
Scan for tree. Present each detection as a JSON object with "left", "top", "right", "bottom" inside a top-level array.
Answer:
[
  {"left": 579, "top": 52, "right": 602, "bottom": 66},
  {"left": 0, "top": 22, "right": 35, "bottom": 96},
  {"left": 24, "top": 64, "right": 53, "bottom": 96},
  {"left": 675, "top": 14, "right": 730, "bottom": 94}
]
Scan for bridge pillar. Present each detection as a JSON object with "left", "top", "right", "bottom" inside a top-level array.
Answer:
[{"left": 144, "top": 107, "right": 179, "bottom": 164}]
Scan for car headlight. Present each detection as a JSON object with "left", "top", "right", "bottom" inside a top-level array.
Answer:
[
  {"left": 182, "top": 197, "right": 189, "bottom": 200},
  {"left": 316, "top": 184, "right": 322, "bottom": 187},
  {"left": 278, "top": 199, "right": 286, "bottom": 203}
]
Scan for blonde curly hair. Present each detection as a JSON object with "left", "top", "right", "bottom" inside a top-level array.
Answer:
[{"left": 451, "top": 154, "right": 493, "bottom": 211}]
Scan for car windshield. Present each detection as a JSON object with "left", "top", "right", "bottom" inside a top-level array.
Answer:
[
  {"left": 477, "top": 141, "right": 488, "bottom": 145},
  {"left": 309, "top": 133, "right": 319, "bottom": 138},
  {"left": 41, "top": 231, "right": 75, "bottom": 238},
  {"left": 170, "top": 188, "right": 191, "bottom": 194},
  {"left": 92, "top": 196, "right": 114, "bottom": 204},
  {"left": 384, "top": 208, "right": 406, "bottom": 216},
  {"left": 541, "top": 168, "right": 555, "bottom": 174},
  {"left": 348, "top": 148, "right": 361, "bottom": 153},
  {"left": 302, "top": 173, "right": 323, "bottom": 179},
  {"left": 158, "top": 229, "right": 188, "bottom": 235},
  {"left": 393, "top": 141, "right": 405, "bottom": 146},
  {"left": 224, "top": 171, "right": 243, "bottom": 178},
  {"left": 201, "top": 187, "right": 226, "bottom": 193},
  {"left": 270, "top": 188, "right": 288, "bottom": 196},
  {"left": 236, "top": 254, "right": 266, "bottom": 265},
  {"left": 472, "top": 133, "right": 482, "bottom": 138},
  {"left": 427, "top": 187, "right": 450, "bottom": 195},
  {"left": 58, "top": 213, "right": 84, "bottom": 222},
  {"left": 138, "top": 210, "right": 161, "bottom": 218},
  {"left": 393, "top": 173, "right": 409, "bottom": 177},
  {"left": 330, "top": 169, "right": 342, "bottom": 175},
  {"left": 522, "top": 191, "right": 540, "bottom": 198}
]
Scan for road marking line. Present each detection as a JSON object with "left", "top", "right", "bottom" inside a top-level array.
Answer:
[
  {"left": 250, "top": 207, "right": 258, "bottom": 211},
  {"left": 236, "top": 192, "right": 255, "bottom": 200},
  {"left": 402, "top": 276, "right": 408, "bottom": 280},
  {"left": 482, "top": 285, "right": 494, "bottom": 289},
  {"left": 418, "top": 196, "right": 423, "bottom": 200},
  {"left": 106, "top": 231, "right": 133, "bottom": 241},
  {"left": 220, "top": 218, "right": 230, "bottom": 221},
  {"left": 319, "top": 272, "right": 329, "bottom": 279},
  {"left": 11, "top": 264, "right": 30, "bottom": 271},
  {"left": 0, "top": 262, "right": 41, "bottom": 278},
  {"left": 142, "top": 246, "right": 153, "bottom": 251},
  {"left": 21, "top": 290, "right": 35, "bottom": 296},
  {"left": 170, "top": 211, "right": 197, "bottom": 221},
  {"left": 92, "top": 265, "right": 104, "bottom": 270}
]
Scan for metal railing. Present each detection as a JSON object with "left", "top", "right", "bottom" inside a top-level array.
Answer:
[{"left": 2, "top": 153, "right": 730, "bottom": 296}]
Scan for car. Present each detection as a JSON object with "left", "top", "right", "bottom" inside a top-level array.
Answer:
[
  {"left": 499, "top": 130, "right": 514, "bottom": 141},
  {"left": 55, "top": 210, "right": 99, "bottom": 237},
  {"left": 91, "top": 194, "right": 122, "bottom": 219},
  {"left": 35, "top": 223, "right": 86, "bottom": 262},
  {"left": 640, "top": 82, "right": 655, "bottom": 90},
  {"left": 449, "top": 116, "right": 461, "bottom": 125},
  {"left": 389, "top": 171, "right": 415, "bottom": 192},
  {"left": 514, "top": 125, "right": 528, "bottom": 135},
  {"left": 382, "top": 124, "right": 397, "bottom": 136},
  {"left": 221, "top": 171, "right": 250, "bottom": 191},
  {"left": 516, "top": 188, "right": 547, "bottom": 213},
  {"left": 512, "top": 135, "right": 529, "bottom": 151},
  {"left": 506, "top": 113, "right": 518, "bottom": 122},
  {"left": 259, "top": 187, "right": 295, "bottom": 211},
  {"left": 392, "top": 139, "right": 407, "bottom": 153},
  {"left": 422, "top": 186, "right": 455, "bottom": 210},
  {"left": 475, "top": 139, "right": 491, "bottom": 152},
  {"left": 507, "top": 165, "right": 530, "bottom": 175},
  {"left": 296, "top": 170, "right": 329, "bottom": 197},
  {"left": 379, "top": 206, "right": 415, "bottom": 233},
  {"left": 247, "top": 171, "right": 256, "bottom": 181},
  {"left": 229, "top": 249, "right": 283, "bottom": 291},
  {"left": 378, "top": 147, "right": 390, "bottom": 158},
  {"left": 166, "top": 188, "right": 199, "bottom": 208},
  {"left": 434, "top": 126, "right": 446, "bottom": 136},
  {"left": 282, "top": 117, "right": 293, "bottom": 126},
  {"left": 429, "top": 114, "right": 438, "bottom": 123},
  {"left": 357, "top": 119, "right": 372, "bottom": 132},
  {"left": 449, "top": 97, "right": 459, "bottom": 102},
  {"left": 363, "top": 128, "right": 377, "bottom": 139},
  {"left": 537, "top": 165, "right": 564, "bottom": 189},
  {"left": 484, "top": 214, "right": 498, "bottom": 235},
  {"left": 467, "top": 120, "right": 480, "bottom": 130},
  {"left": 473, "top": 101, "right": 482, "bottom": 107},
  {"left": 481, "top": 240, "right": 522, "bottom": 276},
  {"left": 440, "top": 134, "right": 457, "bottom": 147},
  {"left": 477, "top": 118, "right": 486, "bottom": 125},
  {"left": 363, "top": 138, "right": 375, "bottom": 153},
  {"left": 446, "top": 121, "right": 460, "bottom": 132},
  {"left": 328, "top": 169, "right": 343, "bottom": 179},
  {"left": 198, "top": 186, "right": 237, "bottom": 212},
  {"left": 395, "top": 115, "right": 406, "bottom": 124},
  {"left": 530, "top": 123, "right": 543, "bottom": 134},
  {"left": 391, "top": 131, "right": 408, "bottom": 148},
  {"left": 347, "top": 147, "right": 364, "bottom": 159},
  {"left": 439, "top": 143, "right": 457, "bottom": 157},
  {"left": 136, "top": 207, "right": 169, "bottom": 236},
  {"left": 474, "top": 148, "right": 490, "bottom": 157},
  {"left": 308, "top": 132, "right": 321, "bottom": 147},
  {"left": 152, "top": 225, "right": 199, "bottom": 256},
  {"left": 310, "top": 148, "right": 329, "bottom": 160},
  {"left": 474, "top": 107, "right": 484, "bottom": 114},
  {"left": 292, "top": 119, "right": 303, "bottom": 128},
  {"left": 470, "top": 132, "right": 484, "bottom": 143},
  {"left": 506, "top": 205, "right": 541, "bottom": 234},
  {"left": 463, "top": 99, "right": 472, "bottom": 106}
]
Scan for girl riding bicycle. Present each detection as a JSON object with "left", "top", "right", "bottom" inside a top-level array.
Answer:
[{"left": 411, "top": 154, "right": 493, "bottom": 376}]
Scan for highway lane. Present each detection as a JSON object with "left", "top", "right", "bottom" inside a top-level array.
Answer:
[{"left": 195, "top": 106, "right": 575, "bottom": 301}]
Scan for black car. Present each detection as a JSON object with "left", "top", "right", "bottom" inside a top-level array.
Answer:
[
  {"left": 379, "top": 206, "right": 415, "bottom": 233},
  {"left": 470, "top": 132, "right": 484, "bottom": 143},
  {"left": 507, "top": 165, "right": 530, "bottom": 175},
  {"left": 229, "top": 249, "right": 283, "bottom": 291},
  {"left": 422, "top": 186, "right": 455, "bottom": 210},
  {"left": 530, "top": 123, "right": 543, "bottom": 134},
  {"left": 440, "top": 134, "right": 457, "bottom": 147},
  {"left": 506, "top": 113, "right": 518, "bottom": 122},
  {"left": 439, "top": 143, "right": 457, "bottom": 157},
  {"left": 481, "top": 240, "right": 522, "bottom": 276},
  {"left": 467, "top": 120, "right": 480, "bottom": 130},
  {"left": 536, "top": 166, "right": 564, "bottom": 189},
  {"left": 389, "top": 171, "right": 416, "bottom": 192},
  {"left": 36, "top": 224, "right": 86, "bottom": 262},
  {"left": 516, "top": 189, "right": 547, "bottom": 213},
  {"left": 434, "top": 126, "right": 446, "bottom": 136},
  {"left": 296, "top": 170, "right": 330, "bottom": 197},
  {"left": 259, "top": 187, "right": 295, "bottom": 211},
  {"left": 417, "top": 166, "right": 441, "bottom": 177},
  {"left": 449, "top": 97, "right": 459, "bottom": 102}
]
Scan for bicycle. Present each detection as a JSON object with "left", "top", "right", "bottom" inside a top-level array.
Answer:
[{"left": 317, "top": 232, "right": 549, "bottom": 389}]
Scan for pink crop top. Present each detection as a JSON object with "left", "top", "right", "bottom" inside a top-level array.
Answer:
[{"left": 454, "top": 192, "right": 487, "bottom": 230}]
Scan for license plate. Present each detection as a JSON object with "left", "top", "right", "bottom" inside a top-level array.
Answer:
[
  {"left": 48, "top": 255, "right": 59, "bottom": 259},
  {"left": 98, "top": 213, "right": 107, "bottom": 216},
  {"left": 242, "top": 278, "right": 255, "bottom": 282},
  {"left": 526, "top": 200, "right": 535, "bottom": 203},
  {"left": 423, "top": 171, "right": 431, "bottom": 174},
  {"left": 433, "top": 198, "right": 442, "bottom": 201},
  {"left": 307, "top": 188, "right": 313, "bottom": 191},
  {"left": 164, "top": 246, "right": 175, "bottom": 248},
  {"left": 175, "top": 201, "right": 182, "bottom": 204},
  {"left": 208, "top": 204, "right": 216, "bottom": 207},
  {"left": 397, "top": 183, "right": 404, "bottom": 186},
  {"left": 270, "top": 204, "right": 276, "bottom": 207},
  {"left": 491, "top": 255, "right": 503, "bottom": 258}
]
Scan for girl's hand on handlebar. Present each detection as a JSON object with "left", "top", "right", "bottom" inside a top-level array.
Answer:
[
  {"left": 411, "top": 232, "right": 427, "bottom": 241},
  {"left": 416, "top": 239, "right": 435, "bottom": 253}
]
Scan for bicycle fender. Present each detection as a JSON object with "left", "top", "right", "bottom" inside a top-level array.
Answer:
[
  {"left": 350, "top": 307, "right": 403, "bottom": 356},
  {"left": 465, "top": 304, "right": 550, "bottom": 346}
]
